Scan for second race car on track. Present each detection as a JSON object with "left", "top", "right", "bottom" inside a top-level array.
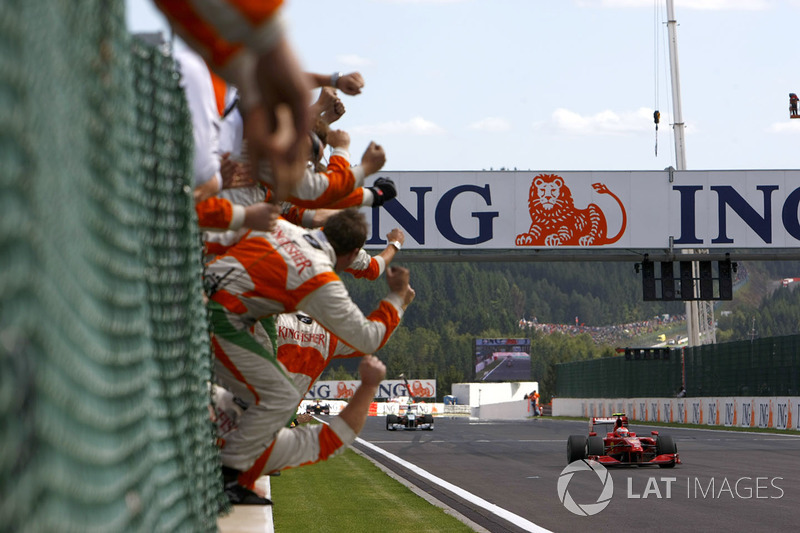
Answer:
[
  {"left": 567, "top": 413, "right": 679, "bottom": 468},
  {"left": 385, "top": 374, "right": 435, "bottom": 431},
  {"left": 305, "top": 400, "right": 331, "bottom": 415},
  {"left": 386, "top": 400, "right": 434, "bottom": 431}
]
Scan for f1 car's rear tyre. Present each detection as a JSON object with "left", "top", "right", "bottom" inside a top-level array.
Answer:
[
  {"left": 386, "top": 414, "right": 398, "bottom": 430},
  {"left": 587, "top": 435, "right": 604, "bottom": 456},
  {"left": 567, "top": 435, "right": 587, "bottom": 463},
  {"left": 656, "top": 435, "right": 677, "bottom": 468}
]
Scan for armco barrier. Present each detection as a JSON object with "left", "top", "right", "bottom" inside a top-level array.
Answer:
[{"left": 553, "top": 397, "right": 799, "bottom": 430}]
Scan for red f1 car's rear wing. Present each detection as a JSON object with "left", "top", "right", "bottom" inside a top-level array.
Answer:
[
  {"left": 590, "top": 413, "right": 629, "bottom": 431},
  {"left": 591, "top": 417, "right": 621, "bottom": 424}
]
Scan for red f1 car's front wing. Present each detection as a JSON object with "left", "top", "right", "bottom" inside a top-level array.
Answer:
[{"left": 590, "top": 452, "right": 681, "bottom": 466}]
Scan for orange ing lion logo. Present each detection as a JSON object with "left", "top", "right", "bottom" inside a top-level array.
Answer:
[
  {"left": 515, "top": 174, "right": 626, "bottom": 246},
  {"left": 336, "top": 382, "right": 355, "bottom": 399},
  {"left": 409, "top": 381, "right": 434, "bottom": 398}
]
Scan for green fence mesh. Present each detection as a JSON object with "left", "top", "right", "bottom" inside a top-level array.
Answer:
[
  {"left": 556, "top": 355, "right": 681, "bottom": 398},
  {"left": 556, "top": 334, "right": 800, "bottom": 398},
  {"left": 0, "top": 2, "right": 224, "bottom": 531},
  {"left": 682, "top": 334, "right": 800, "bottom": 397}
]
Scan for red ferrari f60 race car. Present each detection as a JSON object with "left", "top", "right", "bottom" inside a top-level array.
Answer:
[{"left": 567, "top": 413, "right": 680, "bottom": 468}]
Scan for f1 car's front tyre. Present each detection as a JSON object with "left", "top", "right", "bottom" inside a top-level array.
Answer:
[
  {"left": 587, "top": 435, "right": 604, "bottom": 456},
  {"left": 567, "top": 435, "right": 587, "bottom": 463},
  {"left": 656, "top": 435, "right": 677, "bottom": 468},
  {"left": 386, "top": 414, "right": 398, "bottom": 431},
  {"left": 422, "top": 414, "right": 434, "bottom": 430}
]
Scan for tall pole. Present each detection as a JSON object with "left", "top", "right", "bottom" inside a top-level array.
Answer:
[
  {"left": 666, "top": 0, "right": 687, "bottom": 171},
  {"left": 666, "top": 0, "right": 702, "bottom": 347}
]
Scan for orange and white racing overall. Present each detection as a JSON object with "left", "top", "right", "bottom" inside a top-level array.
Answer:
[
  {"left": 205, "top": 218, "right": 403, "bottom": 486},
  {"left": 156, "top": 0, "right": 283, "bottom": 230},
  {"left": 344, "top": 248, "right": 386, "bottom": 280},
  {"left": 199, "top": 148, "right": 368, "bottom": 234},
  {"left": 275, "top": 313, "right": 362, "bottom": 398},
  {"left": 154, "top": 0, "right": 285, "bottom": 110}
]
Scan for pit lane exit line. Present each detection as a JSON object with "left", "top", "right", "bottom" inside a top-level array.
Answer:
[{"left": 355, "top": 437, "right": 552, "bottom": 533}]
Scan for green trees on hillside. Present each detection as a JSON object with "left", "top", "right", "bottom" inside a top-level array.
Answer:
[
  {"left": 717, "top": 284, "right": 800, "bottom": 341},
  {"left": 324, "top": 323, "right": 612, "bottom": 402},
  {"left": 344, "top": 261, "right": 683, "bottom": 334},
  {"left": 333, "top": 261, "right": 652, "bottom": 400},
  {"left": 329, "top": 260, "right": 800, "bottom": 401}
]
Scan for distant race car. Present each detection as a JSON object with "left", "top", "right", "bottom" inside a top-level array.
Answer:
[
  {"left": 305, "top": 401, "right": 331, "bottom": 415},
  {"left": 386, "top": 401, "right": 434, "bottom": 431},
  {"left": 567, "top": 413, "right": 679, "bottom": 468}
]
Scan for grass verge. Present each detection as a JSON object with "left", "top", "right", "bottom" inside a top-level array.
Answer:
[
  {"left": 549, "top": 415, "right": 800, "bottom": 436},
  {"left": 271, "top": 448, "right": 475, "bottom": 533}
]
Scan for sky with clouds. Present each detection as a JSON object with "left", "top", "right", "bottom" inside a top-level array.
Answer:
[{"left": 127, "top": 0, "right": 800, "bottom": 173}]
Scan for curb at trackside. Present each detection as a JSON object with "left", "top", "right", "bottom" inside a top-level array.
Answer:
[{"left": 352, "top": 437, "right": 552, "bottom": 533}]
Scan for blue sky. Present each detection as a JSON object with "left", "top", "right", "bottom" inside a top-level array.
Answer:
[{"left": 126, "top": 0, "right": 800, "bottom": 173}]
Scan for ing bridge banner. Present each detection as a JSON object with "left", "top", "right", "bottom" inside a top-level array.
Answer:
[{"left": 361, "top": 170, "right": 800, "bottom": 250}]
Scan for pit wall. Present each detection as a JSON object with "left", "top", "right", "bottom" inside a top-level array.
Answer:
[
  {"left": 451, "top": 382, "right": 538, "bottom": 407},
  {"left": 552, "top": 397, "right": 800, "bottom": 431},
  {"left": 475, "top": 399, "right": 537, "bottom": 420}
]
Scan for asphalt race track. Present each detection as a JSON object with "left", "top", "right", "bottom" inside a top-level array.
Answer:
[{"left": 353, "top": 417, "right": 800, "bottom": 533}]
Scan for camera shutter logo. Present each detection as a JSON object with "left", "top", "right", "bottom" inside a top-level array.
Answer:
[{"left": 557, "top": 460, "right": 614, "bottom": 516}]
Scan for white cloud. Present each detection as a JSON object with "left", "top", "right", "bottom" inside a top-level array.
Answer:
[
  {"left": 767, "top": 120, "right": 800, "bottom": 133},
  {"left": 351, "top": 116, "right": 445, "bottom": 136},
  {"left": 468, "top": 117, "right": 511, "bottom": 132},
  {"left": 575, "top": 0, "right": 769, "bottom": 9},
  {"left": 546, "top": 107, "right": 656, "bottom": 136},
  {"left": 336, "top": 54, "right": 373, "bottom": 68}
]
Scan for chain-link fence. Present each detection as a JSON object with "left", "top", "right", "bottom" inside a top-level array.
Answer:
[
  {"left": 682, "top": 335, "right": 800, "bottom": 397},
  {"left": 0, "top": 3, "right": 224, "bottom": 531},
  {"left": 556, "top": 354, "right": 681, "bottom": 398},
  {"left": 556, "top": 334, "right": 800, "bottom": 398}
]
